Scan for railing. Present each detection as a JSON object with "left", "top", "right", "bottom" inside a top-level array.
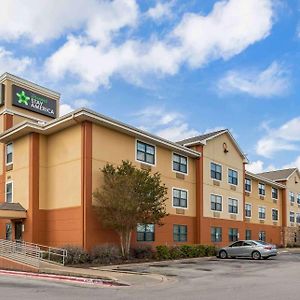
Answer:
[{"left": 0, "top": 239, "right": 68, "bottom": 267}]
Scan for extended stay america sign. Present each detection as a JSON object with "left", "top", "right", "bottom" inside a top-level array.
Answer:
[{"left": 12, "top": 84, "right": 57, "bottom": 118}]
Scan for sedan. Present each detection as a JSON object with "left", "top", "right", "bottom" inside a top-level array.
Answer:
[{"left": 218, "top": 240, "right": 277, "bottom": 260}]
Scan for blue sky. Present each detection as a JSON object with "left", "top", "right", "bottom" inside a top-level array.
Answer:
[{"left": 0, "top": 0, "right": 300, "bottom": 173}]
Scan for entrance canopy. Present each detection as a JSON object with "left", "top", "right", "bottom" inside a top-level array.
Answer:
[{"left": 0, "top": 203, "right": 27, "bottom": 219}]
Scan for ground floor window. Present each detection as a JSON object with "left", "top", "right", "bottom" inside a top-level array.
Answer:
[
  {"left": 296, "top": 213, "right": 300, "bottom": 224},
  {"left": 137, "top": 224, "right": 155, "bottom": 242},
  {"left": 245, "top": 229, "right": 251, "bottom": 240},
  {"left": 5, "top": 223, "right": 12, "bottom": 240},
  {"left": 259, "top": 231, "right": 266, "bottom": 242},
  {"left": 228, "top": 228, "right": 238, "bottom": 242},
  {"left": 173, "top": 225, "right": 187, "bottom": 242},
  {"left": 211, "top": 227, "right": 222, "bottom": 242}
]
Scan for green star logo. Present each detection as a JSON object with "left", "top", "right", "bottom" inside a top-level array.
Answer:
[{"left": 16, "top": 90, "right": 30, "bottom": 105}]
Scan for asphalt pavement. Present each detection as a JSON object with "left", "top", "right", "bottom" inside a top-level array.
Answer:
[{"left": 0, "top": 251, "right": 299, "bottom": 300}]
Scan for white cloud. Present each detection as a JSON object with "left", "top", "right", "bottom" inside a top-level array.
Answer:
[
  {"left": 45, "top": 0, "right": 275, "bottom": 93},
  {"left": 246, "top": 160, "right": 275, "bottom": 173},
  {"left": 59, "top": 103, "right": 74, "bottom": 116},
  {"left": 218, "top": 62, "right": 289, "bottom": 97},
  {"left": 284, "top": 156, "right": 300, "bottom": 170},
  {"left": 133, "top": 106, "right": 198, "bottom": 141},
  {"left": 0, "top": 47, "right": 31, "bottom": 75},
  {"left": 0, "top": 0, "right": 138, "bottom": 44},
  {"left": 146, "top": 1, "right": 174, "bottom": 21},
  {"left": 255, "top": 117, "right": 300, "bottom": 158},
  {"left": 173, "top": 0, "right": 274, "bottom": 67}
]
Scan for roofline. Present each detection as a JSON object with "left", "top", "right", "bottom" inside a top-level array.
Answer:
[
  {"left": 245, "top": 171, "right": 286, "bottom": 189},
  {"left": 0, "top": 72, "right": 60, "bottom": 98},
  {"left": 257, "top": 168, "right": 300, "bottom": 182},
  {"left": 0, "top": 108, "right": 201, "bottom": 158}
]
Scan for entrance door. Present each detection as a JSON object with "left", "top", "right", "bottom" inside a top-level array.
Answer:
[{"left": 15, "top": 222, "right": 23, "bottom": 241}]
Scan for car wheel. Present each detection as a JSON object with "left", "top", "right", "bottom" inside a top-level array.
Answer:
[
  {"left": 219, "top": 250, "right": 228, "bottom": 259},
  {"left": 252, "top": 251, "right": 261, "bottom": 260}
]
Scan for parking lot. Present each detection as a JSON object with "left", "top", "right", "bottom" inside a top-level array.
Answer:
[{"left": 0, "top": 251, "right": 299, "bottom": 299}]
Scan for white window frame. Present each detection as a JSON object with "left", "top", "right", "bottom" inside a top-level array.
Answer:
[
  {"left": 245, "top": 178, "right": 252, "bottom": 193},
  {"left": 6, "top": 143, "right": 13, "bottom": 166},
  {"left": 210, "top": 193, "right": 223, "bottom": 212},
  {"left": 135, "top": 139, "right": 156, "bottom": 166},
  {"left": 271, "top": 187, "right": 278, "bottom": 200},
  {"left": 172, "top": 187, "right": 188, "bottom": 209},
  {"left": 258, "top": 206, "right": 266, "bottom": 220},
  {"left": 228, "top": 198, "right": 238, "bottom": 214},
  {"left": 210, "top": 161, "right": 222, "bottom": 181},
  {"left": 227, "top": 167, "right": 239, "bottom": 186},
  {"left": 258, "top": 182, "right": 265, "bottom": 196},
  {"left": 272, "top": 208, "right": 279, "bottom": 221},
  {"left": 172, "top": 152, "right": 188, "bottom": 175},
  {"left": 289, "top": 192, "right": 295, "bottom": 203},
  {"left": 290, "top": 211, "right": 295, "bottom": 223},
  {"left": 245, "top": 203, "right": 252, "bottom": 218},
  {"left": 5, "top": 181, "right": 13, "bottom": 203}
]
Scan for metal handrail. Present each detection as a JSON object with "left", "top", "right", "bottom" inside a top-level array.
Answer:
[{"left": 0, "top": 239, "right": 68, "bottom": 266}]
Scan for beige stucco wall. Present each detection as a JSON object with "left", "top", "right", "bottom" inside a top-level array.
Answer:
[
  {"left": 203, "top": 133, "right": 244, "bottom": 221},
  {"left": 285, "top": 172, "right": 300, "bottom": 227},
  {"left": 39, "top": 125, "right": 82, "bottom": 209},
  {"left": 245, "top": 176, "right": 282, "bottom": 226},
  {"left": 92, "top": 124, "right": 197, "bottom": 217},
  {"left": 6, "top": 136, "right": 30, "bottom": 209}
]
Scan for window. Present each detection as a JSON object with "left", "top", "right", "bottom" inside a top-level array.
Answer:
[
  {"left": 272, "top": 209, "right": 278, "bottom": 221},
  {"left": 230, "top": 241, "right": 243, "bottom": 247},
  {"left": 137, "top": 224, "right": 155, "bottom": 242},
  {"left": 272, "top": 188, "right": 278, "bottom": 200},
  {"left": 290, "top": 211, "right": 295, "bottom": 223},
  {"left": 228, "top": 228, "right": 238, "bottom": 242},
  {"left": 289, "top": 192, "right": 295, "bottom": 203},
  {"left": 258, "top": 207, "right": 266, "bottom": 219},
  {"left": 5, "top": 182, "right": 13, "bottom": 203},
  {"left": 258, "top": 183, "right": 265, "bottom": 196},
  {"left": 6, "top": 143, "right": 13, "bottom": 165},
  {"left": 173, "top": 153, "right": 187, "bottom": 174},
  {"left": 245, "top": 204, "right": 252, "bottom": 218},
  {"left": 173, "top": 188, "right": 188, "bottom": 208},
  {"left": 259, "top": 231, "right": 266, "bottom": 242},
  {"left": 228, "top": 198, "right": 238, "bottom": 214},
  {"left": 228, "top": 169, "right": 238, "bottom": 185},
  {"left": 245, "top": 229, "right": 251, "bottom": 240},
  {"left": 173, "top": 225, "right": 187, "bottom": 242},
  {"left": 5, "top": 224, "right": 12, "bottom": 240},
  {"left": 297, "top": 194, "right": 300, "bottom": 205},
  {"left": 211, "top": 162, "right": 222, "bottom": 180},
  {"left": 136, "top": 141, "right": 155, "bottom": 165},
  {"left": 245, "top": 178, "right": 251, "bottom": 192},
  {"left": 211, "top": 227, "right": 222, "bottom": 242},
  {"left": 296, "top": 213, "right": 300, "bottom": 224},
  {"left": 210, "top": 194, "right": 222, "bottom": 211}
]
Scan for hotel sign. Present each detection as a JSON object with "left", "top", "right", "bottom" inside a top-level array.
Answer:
[{"left": 12, "top": 84, "right": 57, "bottom": 118}]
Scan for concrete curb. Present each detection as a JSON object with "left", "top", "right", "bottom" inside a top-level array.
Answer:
[{"left": 0, "top": 269, "right": 129, "bottom": 287}]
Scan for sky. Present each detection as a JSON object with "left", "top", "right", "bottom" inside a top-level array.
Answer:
[{"left": 0, "top": 0, "right": 299, "bottom": 173}]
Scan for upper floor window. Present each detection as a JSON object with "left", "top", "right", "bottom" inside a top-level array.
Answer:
[
  {"left": 290, "top": 211, "right": 295, "bottom": 223},
  {"left": 297, "top": 194, "right": 300, "bottom": 205},
  {"left": 258, "top": 207, "right": 266, "bottom": 219},
  {"left": 5, "top": 182, "right": 13, "bottom": 203},
  {"left": 173, "top": 225, "right": 187, "bottom": 242},
  {"left": 173, "top": 153, "right": 187, "bottom": 174},
  {"left": 272, "top": 209, "right": 278, "bottom": 221},
  {"left": 228, "top": 169, "right": 238, "bottom": 185},
  {"left": 136, "top": 141, "right": 155, "bottom": 165},
  {"left": 245, "top": 203, "right": 252, "bottom": 218},
  {"left": 210, "top": 162, "right": 222, "bottom": 180},
  {"left": 296, "top": 213, "right": 300, "bottom": 224},
  {"left": 272, "top": 187, "right": 278, "bottom": 200},
  {"left": 173, "top": 188, "right": 188, "bottom": 208},
  {"left": 258, "top": 183, "right": 265, "bottom": 196},
  {"left": 211, "top": 227, "right": 222, "bottom": 242},
  {"left": 6, "top": 143, "right": 13, "bottom": 165},
  {"left": 245, "top": 178, "right": 251, "bottom": 192},
  {"left": 289, "top": 192, "right": 295, "bottom": 203},
  {"left": 228, "top": 198, "right": 238, "bottom": 214},
  {"left": 137, "top": 224, "right": 155, "bottom": 242},
  {"left": 210, "top": 194, "right": 222, "bottom": 211}
]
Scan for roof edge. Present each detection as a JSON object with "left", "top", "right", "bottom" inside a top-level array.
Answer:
[{"left": 245, "top": 171, "right": 286, "bottom": 189}]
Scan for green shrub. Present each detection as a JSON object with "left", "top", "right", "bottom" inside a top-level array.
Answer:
[
  {"left": 204, "top": 245, "right": 216, "bottom": 256},
  {"left": 193, "top": 245, "right": 206, "bottom": 257},
  {"left": 63, "top": 245, "right": 90, "bottom": 265},
  {"left": 90, "top": 244, "right": 122, "bottom": 264},
  {"left": 156, "top": 245, "right": 170, "bottom": 260},
  {"left": 169, "top": 246, "right": 183, "bottom": 259},
  {"left": 132, "top": 246, "right": 154, "bottom": 259},
  {"left": 180, "top": 245, "right": 195, "bottom": 258}
]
